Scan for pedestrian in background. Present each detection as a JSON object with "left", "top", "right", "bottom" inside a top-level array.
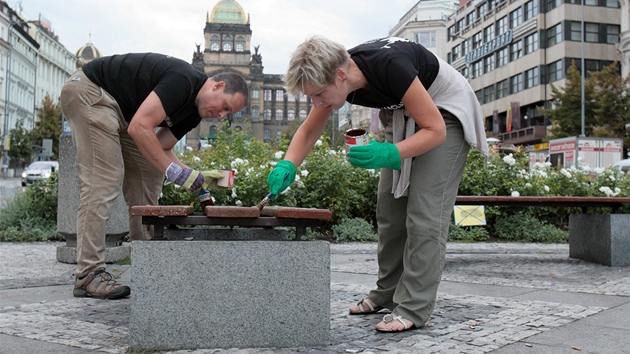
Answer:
[
  {"left": 267, "top": 36, "right": 488, "bottom": 332},
  {"left": 60, "top": 53, "right": 248, "bottom": 299}
]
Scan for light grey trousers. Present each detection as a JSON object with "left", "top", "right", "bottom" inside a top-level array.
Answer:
[
  {"left": 60, "top": 69, "right": 164, "bottom": 277},
  {"left": 367, "top": 110, "right": 470, "bottom": 327}
]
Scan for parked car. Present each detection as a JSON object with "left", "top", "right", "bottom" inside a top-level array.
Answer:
[
  {"left": 21, "top": 161, "right": 59, "bottom": 186},
  {"left": 612, "top": 158, "right": 630, "bottom": 174}
]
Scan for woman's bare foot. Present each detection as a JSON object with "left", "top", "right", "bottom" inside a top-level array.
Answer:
[
  {"left": 348, "top": 298, "right": 383, "bottom": 315},
  {"left": 375, "top": 314, "right": 415, "bottom": 332}
]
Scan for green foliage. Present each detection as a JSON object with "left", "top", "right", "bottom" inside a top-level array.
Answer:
[
  {"left": 448, "top": 224, "right": 490, "bottom": 242},
  {"left": 7, "top": 120, "right": 33, "bottom": 165},
  {"left": 0, "top": 174, "right": 61, "bottom": 242},
  {"left": 32, "top": 95, "right": 63, "bottom": 160},
  {"left": 494, "top": 213, "right": 568, "bottom": 243},
  {"left": 332, "top": 217, "right": 378, "bottom": 242}
]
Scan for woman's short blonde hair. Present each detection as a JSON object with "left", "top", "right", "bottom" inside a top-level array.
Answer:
[{"left": 284, "top": 35, "right": 349, "bottom": 96}]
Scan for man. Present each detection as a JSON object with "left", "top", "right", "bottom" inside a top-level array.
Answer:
[{"left": 60, "top": 53, "right": 248, "bottom": 299}]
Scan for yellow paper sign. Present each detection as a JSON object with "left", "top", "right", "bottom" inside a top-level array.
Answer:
[{"left": 453, "top": 205, "right": 486, "bottom": 226}]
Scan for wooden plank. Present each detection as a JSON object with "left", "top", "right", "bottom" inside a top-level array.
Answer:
[
  {"left": 259, "top": 207, "right": 333, "bottom": 220},
  {"left": 204, "top": 206, "right": 260, "bottom": 218},
  {"left": 131, "top": 205, "right": 194, "bottom": 217}
]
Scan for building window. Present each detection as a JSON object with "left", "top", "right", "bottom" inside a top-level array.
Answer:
[
  {"left": 510, "top": 7, "right": 523, "bottom": 29},
  {"left": 546, "top": 0, "right": 562, "bottom": 11},
  {"left": 415, "top": 31, "right": 436, "bottom": 48},
  {"left": 483, "top": 85, "right": 495, "bottom": 103},
  {"left": 235, "top": 36, "right": 245, "bottom": 52},
  {"left": 463, "top": 39, "right": 471, "bottom": 56},
  {"left": 210, "top": 35, "right": 220, "bottom": 51},
  {"left": 234, "top": 111, "right": 242, "bottom": 118},
  {"left": 525, "top": 67, "right": 539, "bottom": 88},
  {"left": 276, "top": 130, "right": 282, "bottom": 138},
  {"left": 524, "top": 0, "right": 538, "bottom": 21},
  {"left": 510, "top": 73, "right": 524, "bottom": 94},
  {"left": 251, "top": 107, "right": 259, "bottom": 119},
  {"left": 475, "top": 89, "right": 483, "bottom": 104},
  {"left": 275, "top": 109, "right": 283, "bottom": 120},
  {"left": 483, "top": 25, "right": 494, "bottom": 43},
  {"left": 605, "top": 0, "right": 619, "bottom": 7},
  {"left": 288, "top": 109, "right": 295, "bottom": 121},
  {"left": 264, "top": 129, "right": 271, "bottom": 140},
  {"left": 252, "top": 89, "right": 259, "bottom": 99},
  {"left": 496, "top": 47, "right": 509, "bottom": 67},
  {"left": 606, "top": 25, "right": 620, "bottom": 44},
  {"left": 585, "top": 0, "right": 597, "bottom": 5},
  {"left": 510, "top": 40, "right": 523, "bottom": 61},
  {"left": 484, "top": 55, "right": 495, "bottom": 73},
  {"left": 524, "top": 32, "right": 539, "bottom": 54},
  {"left": 264, "top": 89, "right": 273, "bottom": 101},
  {"left": 222, "top": 35, "right": 232, "bottom": 51},
  {"left": 286, "top": 92, "right": 296, "bottom": 102},
  {"left": 547, "top": 60, "right": 563, "bottom": 82},
  {"left": 547, "top": 23, "right": 562, "bottom": 47},
  {"left": 585, "top": 23, "right": 599, "bottom": 43},
  {"left": 209, "top": 125, "right": 218, "bottom": 139},
  {"left": 496, "top": 79, "right": 508, "bottom": 99},
  {"left": 452, "top": 45, "right": 461, "bottom": 61},
  {"left": 299, "top": 94, "right": 308, "bottom": 102},
  {"left": 264, "top": 108, "right": 271, "bottom": 120},
  {"left": 496, "top": 16, "right": 508, "bottom": 35},
  {"left": 570, "top": 22, "right": 582, "bottom": 41},
  {"left": 472, "top": 32, "right": 483, "bottom": 49},
  {"left": 275, "top": 89, "right": 284, "bottom": 102},
  {"left": 472, "top": 60, "right": 483, "bottom": 79},
  {"left": 299, "top": 109, "right": 307, "bottom": 119}
]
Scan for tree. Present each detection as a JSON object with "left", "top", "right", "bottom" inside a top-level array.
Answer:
[
  {"left": 8, "top": 120, "right": 33, "bottom": 167},
  {"left": 589, "top": 62, "right": 630, "bottom": 158},
  {"left": 545, "top": 61, "right": 596, "bottom": 138},
  {"left": 31, "top": 95, "right": 63, "bottom": 159}
]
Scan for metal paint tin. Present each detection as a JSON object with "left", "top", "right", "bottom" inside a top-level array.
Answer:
[
  {"left": 344, "top": 128, "right": 369, "bottom": 154},
  {"left": 217, "top": 169, "right": 235, "bottom": 187}
]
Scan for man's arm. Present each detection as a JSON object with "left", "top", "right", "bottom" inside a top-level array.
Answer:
[{"left": 127, "top": 91, "right": 175, "bottom": 174}]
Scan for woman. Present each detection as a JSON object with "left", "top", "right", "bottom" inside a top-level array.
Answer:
[{"left": 267, "top": 36, "right": 488, "bottom": 332}]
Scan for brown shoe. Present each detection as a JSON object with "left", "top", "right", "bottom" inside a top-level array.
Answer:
[{"left": 73, "top": 268, "right": 130, "bottom": 299}]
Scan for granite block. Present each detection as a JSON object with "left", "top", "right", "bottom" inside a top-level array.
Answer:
[
  {"left": 130, "top": 240, "right": 330, "bottom": 351},
  {"left": 569, "top": 214, "right": 630, "bottom": 267},
  {"left": 163, "top": 227, "right": 289, "bottom": 241}
]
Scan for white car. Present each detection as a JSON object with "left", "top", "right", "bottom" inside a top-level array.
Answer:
[
  {"left": 21, "top": 161, "right": 59, "bottom": 186},
  {"left": 612, "top": 158, "right": 630, "bottom": 174}
]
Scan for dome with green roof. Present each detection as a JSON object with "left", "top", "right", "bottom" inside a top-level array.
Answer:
[{"left": 210, "top": 0, "right": 247, "bottom": 24}]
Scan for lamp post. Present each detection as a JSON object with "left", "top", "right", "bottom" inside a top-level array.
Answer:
[{"left": 580, "top": 0, "right": 585, "bottom": 137}]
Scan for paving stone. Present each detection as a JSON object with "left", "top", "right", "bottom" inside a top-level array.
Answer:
[{"left": 130, "top": 205, "right": 194, "bottom": 216}]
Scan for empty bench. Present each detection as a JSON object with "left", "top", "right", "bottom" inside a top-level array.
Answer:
[{"left": 455, "top": 196, "right": 630, "bottom": 267}]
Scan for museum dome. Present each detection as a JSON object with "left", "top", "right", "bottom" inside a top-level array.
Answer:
[
  {"left": 76, "top": 40, "right": 102, "bottom": 61},
  {"left": 210, "top": 0, "right": 247, "bottom": 24}
]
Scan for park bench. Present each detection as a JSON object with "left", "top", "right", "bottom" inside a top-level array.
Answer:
[{"left": 454, "top": 195, "right": 630, "bottom": 267}]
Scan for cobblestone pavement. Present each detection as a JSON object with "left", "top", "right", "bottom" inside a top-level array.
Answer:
[{"left": 0, "top": 242, "right": 628, "bottom": 353}]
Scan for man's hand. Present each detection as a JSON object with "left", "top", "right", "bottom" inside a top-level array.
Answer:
[
  {"left": 347, "top": 141, "right": 401, "bottom": 170},
  {"left": 266, "top": 160, "right": 296, "bottom": 199},
  {"left": 165, "top": 162, "right": 205, "bottom": 191}
]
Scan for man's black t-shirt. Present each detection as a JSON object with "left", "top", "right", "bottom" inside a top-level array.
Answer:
[
  {"left": 82, "top": 53, "right": 207, "bottom": 140},
  {"left": 347, "top": 38, "right": 439, "bottom": 110}
]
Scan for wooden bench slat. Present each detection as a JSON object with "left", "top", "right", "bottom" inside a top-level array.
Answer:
[{"left": 131, "top": 205, "right": 194, "bottom": 216}]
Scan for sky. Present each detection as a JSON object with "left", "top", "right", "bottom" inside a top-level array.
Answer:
[{"left": 14, "top": 0, "right": 419, "bottom": 75}]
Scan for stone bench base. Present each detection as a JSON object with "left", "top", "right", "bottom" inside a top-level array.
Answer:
[
  {"left": 129, "top": 240, "right": 330, "bottom": 351},
  {"left": 569, "top": 214, "right": 630, "bottom": 267}
]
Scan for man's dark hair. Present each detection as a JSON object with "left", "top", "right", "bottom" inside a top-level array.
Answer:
[{"left": 212, "top": 72, "right": 249, "bottom": 104}]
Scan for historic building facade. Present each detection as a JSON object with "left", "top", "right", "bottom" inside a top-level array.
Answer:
[{"left": 186, "top": 0, "right": 313, "bottom": 149}]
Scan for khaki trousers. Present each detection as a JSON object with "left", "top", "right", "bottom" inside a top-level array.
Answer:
[
  {"left": 367, "top": 111, "right": 470, "bottom": 327},
  {"left": 60, "top": 69, "right": 164, "bottom": 277}
]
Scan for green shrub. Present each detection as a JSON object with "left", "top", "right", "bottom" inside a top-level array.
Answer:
[
  {"left": 332, "top": 218, "right": 378, "bottom": 242},
  {"left": 0, "top": 174, "right": 61, "bottom": 242},
  {"left": 448, "top": 223, "right": 490, "bottom": 242},
  {"left": 494, "top": 213, "right": 567, "bottom": 243}
]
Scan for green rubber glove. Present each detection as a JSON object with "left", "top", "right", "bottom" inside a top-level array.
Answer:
[
  {"left": 201, "top": 170, "right": 228, "bottom": 189},
  {"left": 347, "top": 141, "right": 401, "bottom": 170},
  {"left": 267, "top": 160, "right": 296, "bottom": 199}
]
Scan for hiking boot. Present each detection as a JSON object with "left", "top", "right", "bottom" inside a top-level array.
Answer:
[{"left": 73, "top": 267, "right": 131, "bottom": 299}]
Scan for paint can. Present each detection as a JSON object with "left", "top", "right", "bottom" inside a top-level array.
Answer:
[
  {"left": 344, "top": 128, "right": 369, "bottom": 154},
  {"left": 217, "top": 169, "right": 235, "bottom": 187}
]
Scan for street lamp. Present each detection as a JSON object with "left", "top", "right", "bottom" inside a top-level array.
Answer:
[{"left": 580, "top": 0, "right": 585, "bottom": 137}]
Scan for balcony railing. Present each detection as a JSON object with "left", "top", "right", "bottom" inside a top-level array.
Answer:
[{"left": 497, "top": 125, "right": 547, "bottom": 145}]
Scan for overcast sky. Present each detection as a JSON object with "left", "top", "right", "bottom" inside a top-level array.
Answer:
[{"left": 14, "top": 0, "right": 418, "bottom": 74}]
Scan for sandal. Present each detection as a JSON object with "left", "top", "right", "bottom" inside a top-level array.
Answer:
[
  {"left": 348, "top": 298, "right": 384, "bottom": 315},
  {"left": 375, "top": 314, "right": 417, "bottom": 332}
]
